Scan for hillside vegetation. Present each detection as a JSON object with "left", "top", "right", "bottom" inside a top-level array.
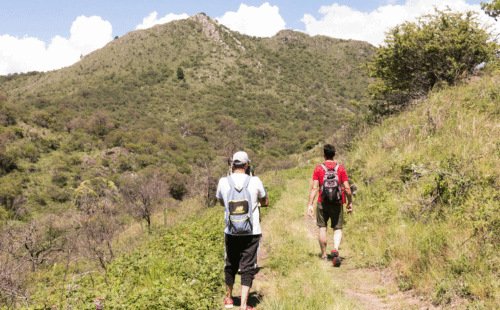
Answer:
[
  {"left": 345, "top": 68, "right": 500, "bottom": 308},
  {"left": 0, "top": 13, "right": 374, "bottom": 220},
  {"left": 0, "top": 13, "right": 375, "bottom": 308}
]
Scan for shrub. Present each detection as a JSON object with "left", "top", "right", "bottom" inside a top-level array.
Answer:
[
  {"left": 87, "top": 110, "right": 115, "bottom": 136},
  {"left": 177, "top": 67, "right": 184, "bottom": 80},
  {"left": 32, "top": 110, "right": 54, "bottom": 128},
  {"left": 167, "top": 171, "right": 188, "bottom": 200},
  {"left": 0, "top": 174, "right": 23, "bottom": 210},
  {"left": 0, "top": 101, "right": 17, "bottom": 126},
  {"left": 366, "top": 8, "right": 498, "bottom": 115}
]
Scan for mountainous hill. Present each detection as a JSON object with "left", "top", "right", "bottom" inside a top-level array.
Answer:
[
  {"left": 0, "top": 14, "right": 375, "bottom": 308},
  {"left": 0, "top": 13, "right": 374, "bottom": 216},
  {"left": 1, "top": 13, "right": 374, "bottom": 161}
]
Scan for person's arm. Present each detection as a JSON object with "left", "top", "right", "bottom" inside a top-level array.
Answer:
[
  {"left": 343, "top": 180, "right": 353, "bottom": 213},
  {"left": 258, "top": 197, "right": 268, "bottom": 207},
  {"left": 216, "top": 179, "right": 224, "bottom": 207},
  {"left": 307, "top": 180, "right": 319, "bottom": 218},
  {"left": 257, "top": 179, "right": 269, "bottom": 207}
]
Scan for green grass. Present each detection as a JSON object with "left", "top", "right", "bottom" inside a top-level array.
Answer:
[
  {"left": 343, "top": 69, "right": 500, "bottom": 308},
  {"left": 257, "top": 167, "right": 354, "bottom": 309}
]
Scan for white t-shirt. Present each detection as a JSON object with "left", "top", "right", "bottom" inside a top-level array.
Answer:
[{"left": 216, "top": 173, "right": 267, "bottom": 235}]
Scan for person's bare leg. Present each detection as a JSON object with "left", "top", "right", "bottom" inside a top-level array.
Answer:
[
  {"left": 333, "top": 229, "right": 342, "bottom": 251},
  {"left": 240, "top": 285, "right": 250, "bottom": 309},
  {"left": 226, "top": 284, "right": 233, "bottom": 299},
  {"left": 319, "top": 227, "right": 328, "bottom": 258}
]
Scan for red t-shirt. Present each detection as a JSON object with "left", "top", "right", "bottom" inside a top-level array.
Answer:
[{"left": 312, "top": 161, "right": 348, "bottom": 204}]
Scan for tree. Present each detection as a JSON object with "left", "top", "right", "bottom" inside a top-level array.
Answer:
[
  {"left": 482, "top": 0, "right": 500, "bottom": 20},
  {"left": 120, "top": 167, "right": 169, "bottom": 233},
  {"left": 177, "top": 67, "right": 184, "bottom": 80},
  {"left": 74, "top": 178, "right": 122, "bottom": 273},
  {"left": 366, "top": 8, "right": 498, "bottom": 116},
  {"left": 86, "top": 110, "right": 115, "bottom": 137}
]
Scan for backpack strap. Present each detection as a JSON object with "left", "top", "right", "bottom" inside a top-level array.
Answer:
[
  {"left": 242, "top": 175, "right": 251, "bottom": 189},
  {"left": 333, "top": 163, "right": 340, "bottom": 173},
  {"left": 227, "top": 175, "right": 250, "bottom": 192},
  {"left": 227, "top": 175, "right": 236, "bottom": 189},
  {"left": 321, "top": 163, "right": 329, "bottom": 172}
]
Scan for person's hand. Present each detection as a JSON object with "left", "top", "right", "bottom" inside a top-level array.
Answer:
[
  {"left": 346, "top": 203, "right": 353, "bottom": 214},
  {"left": 307, "top": 205, "right": 314, "bottom": 218}
]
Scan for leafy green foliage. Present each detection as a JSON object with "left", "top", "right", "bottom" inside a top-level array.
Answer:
[
  {"left": 366, "top": 8, "right": 498, "bottom": 116},
  {"left": 482, "top": 0, "right": 500, "bottom": 20}
]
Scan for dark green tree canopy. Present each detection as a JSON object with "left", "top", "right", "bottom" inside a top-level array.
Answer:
[{"left": 366, "top": 8, "right": 498, "bottom": 116}]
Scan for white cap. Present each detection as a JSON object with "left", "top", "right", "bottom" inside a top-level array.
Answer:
[{"left": 232, "top": 151, "right": 250, "bottom": 165}]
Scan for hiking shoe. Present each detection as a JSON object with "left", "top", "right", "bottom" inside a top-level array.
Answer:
[
  {"left": 331, "top": 249, "right": 339, "bottom": 258},
  {"left": 331, "top": 250, "right": 341, "bottom": 267},
  {"left": 224, "top": 297, "right": 234, "bottom": 308},
  {"left": 333, "top": 256, "right": 341, "bottom": 267}
]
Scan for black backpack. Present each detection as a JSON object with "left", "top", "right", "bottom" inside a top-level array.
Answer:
[{"left": 320, "top": 163, "right": 342, "bottom": 203}]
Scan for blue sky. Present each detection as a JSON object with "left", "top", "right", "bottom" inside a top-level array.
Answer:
[
  {"left": 1, "top": 0, "right": 415, "bottom": 41},
  {"left": 0, "top": 0, "right": 493, "bottom": 75}
]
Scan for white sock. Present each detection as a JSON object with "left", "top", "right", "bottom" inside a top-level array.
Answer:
[{"left": 333, "top": 230, "right": 342, "bottom": 251}]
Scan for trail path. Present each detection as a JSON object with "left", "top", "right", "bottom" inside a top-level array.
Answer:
[
  {"left": 302, "top": 215, "right": 437, "bottom": 310},
  {"left": 250, "top": 173, "right": 438, "bottom": 310}
]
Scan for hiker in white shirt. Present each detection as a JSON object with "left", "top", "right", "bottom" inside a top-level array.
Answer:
[{"left": 217, "top": 151, "right": 268, "bottom": 310}]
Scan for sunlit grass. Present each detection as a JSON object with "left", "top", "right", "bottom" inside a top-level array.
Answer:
[
  {"left": 258, "top": 168, "right": 354, "bottom": 309},
  {"left": 344, "top": 69, "right": 500, "bottom": 307}
]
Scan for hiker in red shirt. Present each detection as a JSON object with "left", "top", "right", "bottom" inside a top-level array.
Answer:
[{"left": 307, "top": 144, "right": 353, "bottom": 267}]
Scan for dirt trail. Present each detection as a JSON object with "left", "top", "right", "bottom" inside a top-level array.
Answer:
[
  {"left": 234, "top": 174, "right": 439, "bottom": 309},
  {"left": 303, "top": 215, "right": 438, "bottom": 310}
]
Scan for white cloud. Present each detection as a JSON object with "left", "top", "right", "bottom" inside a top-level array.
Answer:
[
  {"left": 302, "top": 0, "right": 499, "bottom": 46},
  {"left": 216, "top": 2, "right": 286, "bottom": 37},
  {"left": 136, "top": 12, "right": 189, "bottom": 30},
  {"left": 0, "top": 16, "right": 112, "bottom": 75}
]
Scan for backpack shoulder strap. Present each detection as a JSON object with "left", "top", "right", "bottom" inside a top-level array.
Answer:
[
  {"left": 242, "top": 175, "right": 251, "bottom": 189},
  {"left": 227, "top": 175, "right": 236, "bottom": 189},
  {"left": 333, "top": 163, "right": 340, "bottom": 172},
  {"left": 321, "top": 164, "right": 328, "bottom": 172}
]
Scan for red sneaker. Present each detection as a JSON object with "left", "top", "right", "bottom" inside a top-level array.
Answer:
[
  {"left": 240, "top": 306, "right": 254, "bottom": 310},
  {"left": 331, "top": 249, "right": 341, "bottom": 267},
  {"left": 331, "top": 249, "right": 339, "bottom": 258},
  {"left": 224, "top": 297, "right": 234, "bottom": 308}
]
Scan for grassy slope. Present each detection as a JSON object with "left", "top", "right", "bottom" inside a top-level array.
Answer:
[
  {"left": 344, "top": 70, "right": 500, "bottom": 308},
  {"left": 257, "top": 166, "right": 354, "bottom": 309}
]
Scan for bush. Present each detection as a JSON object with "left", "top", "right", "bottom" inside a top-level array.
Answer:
[
  {"left": 366, "top": 8, "right": 498, "bottom": 115},
  {"left": 167, "top": 172, "right": 188, "bottom": 200},
  {"left": 87, "top": 110, "right": 115, "bottom": 136},
  {"left": 177, "top": 67, "right": 184, "bottom": 80}
]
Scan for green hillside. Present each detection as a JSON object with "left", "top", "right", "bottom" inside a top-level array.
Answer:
[
  {"left": 0, "top": 13, "right": 373, "bottom": 162},
  {"left": 0, "top": 13, "right": 374, "bottom": 218},
  {"left": 344, "top": 68, "right": 500, "bottom": 308},
  {"left": 0, "top": 13, "right": 375, "bottom": 309}
]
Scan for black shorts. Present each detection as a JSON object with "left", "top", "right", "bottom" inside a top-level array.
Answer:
[
  {"left": 316, "top": 201, "right": 343, "bottom": 230},
  {"left": 224, "top": 234, "right": 261, "bottom": 287}
]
